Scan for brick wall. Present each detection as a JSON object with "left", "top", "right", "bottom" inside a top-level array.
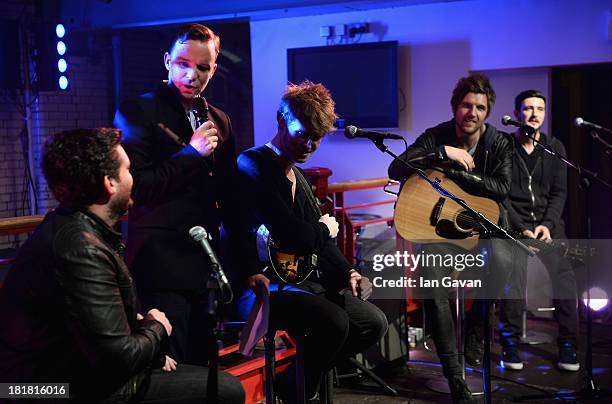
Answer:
[
  {"left": 0, "top": 1, "right": 115, "bottom": 250},
  {"left": 1, "top": 6, "right": 254, "bottom": 253}
]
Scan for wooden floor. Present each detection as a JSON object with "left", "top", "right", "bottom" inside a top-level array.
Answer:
[{"left": 331, "top": 318, "right": 612, "bottom": 403}]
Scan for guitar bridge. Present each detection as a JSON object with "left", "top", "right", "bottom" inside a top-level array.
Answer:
[{"left": 430, "top": 197, "right": 445, "bottom": 225}]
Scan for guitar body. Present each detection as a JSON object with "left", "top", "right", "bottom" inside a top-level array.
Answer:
[
  {"left": 256, "top": 224, "right": 316, "bottom": 284},
  {"left": 394, "top": 169, "right": 500, "bottom": 249}
]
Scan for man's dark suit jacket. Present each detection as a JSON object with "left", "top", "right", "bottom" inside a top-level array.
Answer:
[{"left": 114, "top": 83, "right": 237, "bottom": 292}]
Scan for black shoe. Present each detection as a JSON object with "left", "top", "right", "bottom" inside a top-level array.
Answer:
[
  {"left": 500, "top": 345, "right": 523, "bottom": 370},
  {"left": 448, "top": 376, "right": 477, "bottom": 404},
  {"left": 273, "top": 365, "right": 320, "bottom": 402},
  {"left": 464, "top": 329, "right": 484, "bottom": 367},
  {"left": 558, "top": 342, "right": 580, "bottom": 371}
]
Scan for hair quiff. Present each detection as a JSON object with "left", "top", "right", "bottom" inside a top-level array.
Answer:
[
  {"left": 170, "top": 23, "right": 221, "bottom": 56},
  {"left": 450, "top": 73, "right": 496, "bottom": 118},
  {"left": 280, "top": 80, "right": 338, "bottom": 137}
]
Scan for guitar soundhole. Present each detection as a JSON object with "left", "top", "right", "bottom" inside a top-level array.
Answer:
[
  {"left": 435, "top": 220, "right": 468, "bottom": 239},
  {"left": 454, "top": 210, "right": 475, "bottom": 233}
]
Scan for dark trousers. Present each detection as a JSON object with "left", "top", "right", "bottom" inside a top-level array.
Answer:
[
  {"left": 420, "top": 240, "right": 515, "bottom": 378},
  {"left": 499, "top": 246, "right": 578, "bottom": 347},
  {"left": 140, "top": 364, "right": 244, "bottom": 404},
  {"left": 140, "top": 290, "right": 214, "bottom": 365},
  {"left": 239, "top": 285, "right": 388, "bottom": 397}
]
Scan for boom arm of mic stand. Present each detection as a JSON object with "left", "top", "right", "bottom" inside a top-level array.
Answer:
[
  {"left": 589, "top": 129, "right": 612, "bottom": 155},
  {"left": 371, "top": 139, "right": 535, "bottom": 256},
  {"left": 521, "top": 130, "right": 612, "bottom": 191}
]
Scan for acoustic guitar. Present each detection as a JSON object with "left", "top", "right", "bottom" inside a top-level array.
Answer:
[{"left": 394, "top": 169, "right": 499, "bottom": 249}]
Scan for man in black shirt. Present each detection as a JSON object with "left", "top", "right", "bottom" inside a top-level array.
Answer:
[
  {"left": 499, "top": 90, "right": 579, "bottom": 372},
  {"left": 234, "top": 81, "right": 388, "bottom": 401}
]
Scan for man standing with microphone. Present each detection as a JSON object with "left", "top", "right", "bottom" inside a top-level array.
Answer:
[
  {"left": 499, "top": 89, "right": 579, "bottom": 372},
  {"left": 114, "top": 23, "right": 240, "bottom": 373}
]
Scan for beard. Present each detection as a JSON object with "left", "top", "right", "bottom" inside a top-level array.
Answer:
[
  {"left": 459, "top": 120, "right": 484, "bottom": 136},
  {"left": 108, "top": 191, "right": 132, "bottom": 223}
]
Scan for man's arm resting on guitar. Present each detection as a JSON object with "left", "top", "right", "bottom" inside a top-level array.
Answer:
[
  {"left": 444, "top": 148, "right": 512, "bottom": 203},
  {"left": 388, "top": 132, "right": 445, "bottom": 181}
]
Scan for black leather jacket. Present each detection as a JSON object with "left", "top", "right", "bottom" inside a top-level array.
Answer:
[
  {"left": 0, "top": 208, "right": 167, "bottom": 402},
  {"left": 388, "top": 119, "right": 513, "bottom": 228}
]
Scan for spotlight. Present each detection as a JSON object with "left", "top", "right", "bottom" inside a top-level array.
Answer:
[
  {"left": 57, "top": 41, "right": 66, "bottom": 56},
  {"left": 59, "top": 76, "right": 69, "bottom": 90},
  {"left": 35, "top": 22, "right": 70, "bottom": 90},
  {"left": 56, "top": 24, "right": 65, "bottom": 39},
  {"left": 57, "top": 58, "right": 67, "bottom": 73},
  {"left": 582, "top": 287, "right": 609, "bottom": 312}
]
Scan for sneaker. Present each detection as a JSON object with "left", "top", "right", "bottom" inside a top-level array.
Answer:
[
  {"left": 558, "top": 342, "right": 580, "bottom": 371},
  {"left": 464, "top": 329, "right": 484, "bottom": 367},
  {"left": 500, "top": 345, "right": 524, "bottom": 370},
  {"left": 448, "top": 376, "right": 477, "bottom": 404}
]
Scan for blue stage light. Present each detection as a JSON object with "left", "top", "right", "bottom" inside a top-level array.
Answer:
[
  {"left": 56, "top": 24, "right": 65, "bottom": 38},
  {"left": 59, "top": 76, "right": 68, "bottom": 90},
  {"left": 57, "top": 41, "right": 66, "bottom": 56},
  {"left": 58, "top": 58, "right": 67, "bottom": 73}
]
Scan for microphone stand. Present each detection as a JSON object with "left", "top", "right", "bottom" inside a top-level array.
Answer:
[
  {"left": 369, "top": 138, "right": 533, "bottom": 404},
  {"left": 513, "top": 128, "right": 612, "bottom": 402},
  {"left": 588, "top": 128, "right": 612, "bottom": 155},
  {"left": 205, "top": 261, "right": 233, "bottom": 404}
]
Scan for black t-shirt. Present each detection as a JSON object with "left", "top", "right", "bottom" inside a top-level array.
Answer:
[{"left": 516, "top": 142, "right": 542, "bottom": 173}]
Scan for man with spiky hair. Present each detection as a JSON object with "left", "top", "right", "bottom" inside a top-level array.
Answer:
[
  {"left": 234, "top": 81, "right": 388, "bottom": 401},
  {"left": 0, "top": 128, "right": 244, "bottom": 403}
]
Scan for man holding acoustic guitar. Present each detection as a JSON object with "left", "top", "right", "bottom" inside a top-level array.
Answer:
[
  {"left": 389, "top": 74, "right": 514, "bottom": 403},
  {"left": 234, "top": 81, "right": 388, "bottom": 401},
  {"left": 498, "top": 90, "right": 579, "bottom": 372}
]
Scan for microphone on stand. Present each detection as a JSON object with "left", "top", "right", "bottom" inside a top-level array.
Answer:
[
  {"left": 501, "top": 115, "right": 536, "bottom": 135},
  {"left": 345, "top": 125, "right": 403, "bottom": 140},
  {"left": 574, "top": 117, "right": 612, "bottom": 136},
  {"left": 188, "top": 226, "right": 229, "bottom": 288}
]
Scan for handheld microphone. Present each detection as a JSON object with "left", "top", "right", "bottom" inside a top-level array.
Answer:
[
  {"left": 574, "top": 117, "right": 612, "bottom": 136},
  {"left": 345, "top": 125, "right": 403, "bottom": 140},
  {"left": 192, "top": 96, "right": 209, "bottom": 127},
  {"left": 188, "top": 226, "right": 229, "bottom": 287},
  {"left": 501, "top": 115, "right": 536, "bottom": 135}
]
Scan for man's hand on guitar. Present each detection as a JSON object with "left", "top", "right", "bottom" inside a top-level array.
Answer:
[
  {"left": 319, "top": 213, "right": 339, "bottom": 238},
  {"left": 189, "top": 121, "right": 218, "bottom": 157},
  {"left": 520, "top": 229, "right": 540, "bottom": 254},
  {"left": 522, "top": 229, "right": 536, "bottom": 239},
  {"left": 444, "top": 146, "right": 475, "bottom": 172},
  {"left": 533, "top": 225, "right": 552, "bottom": 243},
  {"left": 348, "top": 270, "right": 373, "bottom": 300}
]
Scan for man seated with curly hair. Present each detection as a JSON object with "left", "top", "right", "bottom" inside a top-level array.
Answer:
[{"left": 0, "top": 128, "right": 244, "bottom": 403}]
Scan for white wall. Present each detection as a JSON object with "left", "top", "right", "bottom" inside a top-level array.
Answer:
[{"left": 250, "top": 0, "right": 612, "bottom": 216}]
